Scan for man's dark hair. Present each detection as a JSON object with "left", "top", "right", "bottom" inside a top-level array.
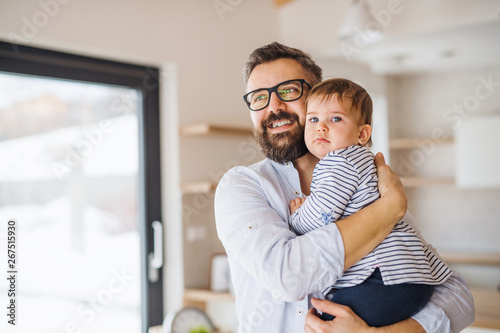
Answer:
[{"left": 243, "top": 42, "right": 322, "bottom": 86}]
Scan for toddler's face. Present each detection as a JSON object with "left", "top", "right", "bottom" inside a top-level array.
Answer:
[{"left": 304, "top": 95, "right": 364, "bottom": 159}]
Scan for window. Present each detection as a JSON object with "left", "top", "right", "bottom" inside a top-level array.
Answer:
[{"left": 0, "top": 42, "right": 163, "bottom": 332}]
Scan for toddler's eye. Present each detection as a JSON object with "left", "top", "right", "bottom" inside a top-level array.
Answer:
[
  {"left": 309, "top": 117, "right": 319, "bottom": 123},
  {"left": 331, "top": 116, "right": 341, "bottom": 122}
]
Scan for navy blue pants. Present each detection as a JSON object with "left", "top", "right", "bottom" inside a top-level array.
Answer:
[{"left": 320, "top": 268, "right": 434, "bottom": 327}]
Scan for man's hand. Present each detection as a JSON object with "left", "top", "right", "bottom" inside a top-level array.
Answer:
[
  {"left": 374, "top": 152, "right": 407, "bottom": 220},
  {"left": 304, "top": 298, "right": 374, "bottom": 333},
  {"left": 305, "top": 297, "right": 426, "bottom": 333}
]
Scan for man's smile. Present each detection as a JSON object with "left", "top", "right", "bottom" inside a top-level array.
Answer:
[{"left": 268, "top": 119, "right": 296, "bottom": 132}]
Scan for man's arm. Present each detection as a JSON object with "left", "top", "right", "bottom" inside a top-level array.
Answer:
[
  {"left": 215, "top": 167, "right": 346, "bottom": 302},
  {"left": 376, "top": 271, "right": 474, "bottom": 333},
  {"left": 305, "top": 210, "right": 475, "bottom": 332},
  {"left": 305, "top": 273, "right": 474, "bottom": 333},
  {"left": 377, "top": 276, "right": 475, "bottom": 333},
  {"left": 215, "top": 153, "right": 407, "bottom": 301},
  {"left": 405, "top": 211, "right": 475, "bottom": 332},
  {"left": 412, "top": 272, "right": 475, "bottom": 332}
]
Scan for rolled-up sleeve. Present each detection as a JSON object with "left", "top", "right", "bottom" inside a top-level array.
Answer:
[
  {"left": 408, "top": 220, "right": 475, "bottom": 333},
  {"left": 215, "top": 166, "right": 346, "bottom": 302},
  {"left": 412, "top": 271, "right": 475, "bottom": 332}
]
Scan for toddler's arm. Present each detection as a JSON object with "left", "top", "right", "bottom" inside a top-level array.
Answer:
[{"left": 289, "top": 154, "right": 360, "bottom": 235}]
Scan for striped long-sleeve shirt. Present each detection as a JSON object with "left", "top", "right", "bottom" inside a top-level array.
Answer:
[{"left": 289, "top": 145, "right": 452, "bottom": 292}]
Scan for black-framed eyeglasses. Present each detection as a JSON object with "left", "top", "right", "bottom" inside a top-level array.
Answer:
[{"left": 243, "top": 79, "right": 311, "bottom": 111}]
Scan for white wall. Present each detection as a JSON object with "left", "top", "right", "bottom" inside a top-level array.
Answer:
[
  {"left": 387, "top": 67, "right": 500, "bottom": 254},
  {"left": 0, "top": 0, "right": 279, "bottom": 320},
  {"left": 386, "top": 66, "right": 500, "bottom": 298}
]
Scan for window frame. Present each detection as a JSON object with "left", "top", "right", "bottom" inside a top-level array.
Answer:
[{"left": 0, "top": 41, "right": 164, "bottom": 332}]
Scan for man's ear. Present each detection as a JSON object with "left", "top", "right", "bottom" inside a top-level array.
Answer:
[{"left": 358, "top": 124, "right": 372, "bottom": 146}]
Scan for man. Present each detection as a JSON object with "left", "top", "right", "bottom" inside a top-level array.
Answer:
[{"left": 214, "top": 42, "right": 474, "bottom": 332}]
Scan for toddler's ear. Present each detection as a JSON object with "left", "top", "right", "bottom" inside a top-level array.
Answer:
[{"left": 358, "top": 124, "right": 372, "bottom": 146}]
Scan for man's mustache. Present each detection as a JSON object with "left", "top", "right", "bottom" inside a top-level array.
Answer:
[{"left": 261, "top": 111, "right": 299, "bottom": 129}]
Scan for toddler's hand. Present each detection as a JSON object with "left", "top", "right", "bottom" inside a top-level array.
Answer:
[{"left": 290, "top": 197, "right": 306, "bottom": 214}]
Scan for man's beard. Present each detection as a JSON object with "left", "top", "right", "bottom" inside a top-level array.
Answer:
[{"left": 254, "top": 111, "right": 308, "bottom": 164}]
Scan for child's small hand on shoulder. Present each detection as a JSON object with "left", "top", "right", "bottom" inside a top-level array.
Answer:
[{"left": 290, "top": 197, "right": 306, "bottom": 214}]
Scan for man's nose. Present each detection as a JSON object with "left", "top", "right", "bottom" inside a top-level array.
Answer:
[{"left": 267, "top": 91, "right": 286, "bottom": 113}]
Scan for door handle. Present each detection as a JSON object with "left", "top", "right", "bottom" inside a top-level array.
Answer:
[{"left": 148, "top": 220, "right": 163, "bottom": 282}]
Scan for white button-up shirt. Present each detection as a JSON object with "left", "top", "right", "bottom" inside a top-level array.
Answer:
[{"left": 215, "top": 158, "right": 474, "bottom": 333}]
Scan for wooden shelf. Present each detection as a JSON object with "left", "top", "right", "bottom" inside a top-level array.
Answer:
[
  {"left": 391, "top": 138, "right": 455, "bottom": 188},
  {"left": 184, "top": 289, "right": 235, "bottom": 303},
  {"left": 439, "top": 253, "right": 500, "bottom": 329},
  {"left": 183, "top": 289, "right": 235, "bottom": 312},
  {"left": 389, "top": 137, "right": 454, "bottom": 150},
  {"left": 149, "top": 289, "right": 235, "bottom": 332},
  {"left": 180, "top": 123, "right": 253, "bottom": 137},
  {"left": 401, "top": 177, "right": 454, "bottom": 187},
  {"left": 181, "top": 181, "right": 218, "bottom": 194},
  {"left": 470, "top": 288, "right": 500, "bottom": 329},
  {"left": 441, "top": 252, "right": 500, "bottom": 266},
  {"left": 273, "top": 0, "right": 295, "bottom": 7}
]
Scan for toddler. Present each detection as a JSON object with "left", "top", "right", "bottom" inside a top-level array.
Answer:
[{"left": 289, "top": 78, "right": 452, "bottom": 327}]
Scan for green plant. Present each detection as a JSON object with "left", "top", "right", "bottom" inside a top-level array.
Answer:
[{"left": 189, "top": 325, "right": 211, "bottom": 333}]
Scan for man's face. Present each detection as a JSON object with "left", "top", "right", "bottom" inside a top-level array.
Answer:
[{"left": 246, "top": 58, "right": 310, "bottom": 163}]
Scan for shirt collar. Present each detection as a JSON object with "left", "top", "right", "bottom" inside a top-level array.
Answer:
[{"left": 268, "top": 158, "right": 294, "bottom": 170}]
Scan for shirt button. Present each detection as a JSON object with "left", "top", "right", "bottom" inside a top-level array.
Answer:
[
  {"left": 298, "top": 309, "right": 303, "bottom": 315},
  {"left": 285, "top": 162, "right": 290, "bottom": 167},
  {"left": 294, "top": 191, "right": 299, "bottom": 196}
]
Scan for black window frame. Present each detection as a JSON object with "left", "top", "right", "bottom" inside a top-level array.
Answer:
[{"left": 0, "top": 41, "right": 164, "bottom": 332}]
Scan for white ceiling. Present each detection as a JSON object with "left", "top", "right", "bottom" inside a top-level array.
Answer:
[
  {"left": 351, "top": 20, "right": 500, "bottom": 74},
  {"left": 279, "top": 0, "right": 500, "bottom": 74}
]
